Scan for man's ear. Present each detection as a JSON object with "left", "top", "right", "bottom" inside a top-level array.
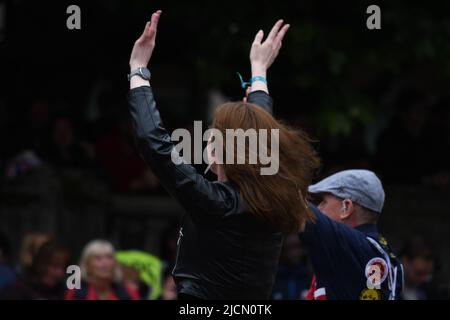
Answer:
[{"left": 340, "top": 199, "right": 355, "bottom": 220}]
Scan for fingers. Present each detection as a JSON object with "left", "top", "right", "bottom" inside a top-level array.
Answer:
[
  {"left": 267, "top": 19, "right": 284, "bottom": 41},
  {"left": 253, "top": 30, "right": 264, "bottom": 46},
  {"left": 150, "top": 10, "right": 162, "bottom": 31},
  {"left": 143, "top": 10, "right": 162, "bottom": 38},
  {"left": 273, "top": 24, "right": 289, "bottom": 53},
  {"left": 275, "top": 24, "right": 290, "bottom": 44},
  {"left": 254, "top": 20, "right": 289, "bottom": 48},
  {"left": 136, "top": 21, "right": 151, "bottom": 42}
]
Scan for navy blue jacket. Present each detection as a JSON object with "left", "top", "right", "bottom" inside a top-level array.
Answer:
[{"left": 301, "top": 205, "right": 403, "bottom": 300}]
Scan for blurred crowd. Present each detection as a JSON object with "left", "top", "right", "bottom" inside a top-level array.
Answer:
[
  {"left": 1, "top": 87, "right": 450, "bottom": 193},
  {"left": 0, "top": 229, "right": 178, "bottom": 300},
  {"left": 0, "top": 228, "right": 448, "bottom": 300},
  {"left": 0, "top": 94, "right": 162, "bottom": 194}
]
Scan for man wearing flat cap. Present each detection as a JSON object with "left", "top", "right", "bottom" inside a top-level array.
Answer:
[{"left": 299, "top": 169, "right": 404, "bottom": 300}]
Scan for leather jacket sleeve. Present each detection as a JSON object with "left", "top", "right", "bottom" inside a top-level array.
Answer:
[
  {"left": 247, "top": 90, "right": 273, "bottom": 115},
  {"left": 128, "top": 86, "right": 273, "bottom": 220}
]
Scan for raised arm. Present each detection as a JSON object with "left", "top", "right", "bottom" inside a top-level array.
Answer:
[
  {"left": 129, "top": 10, "right": 161, "bottom": 89},
  {"left": 128, "top": 11, "right": 239, "bottom": 220},
  {"left": 246, "top": 20, "right": 290, "bottom": 114}
]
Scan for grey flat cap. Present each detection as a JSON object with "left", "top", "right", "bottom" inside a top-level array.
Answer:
[{"left": 308, "top": 169, "right": 385, "bottom": 213}]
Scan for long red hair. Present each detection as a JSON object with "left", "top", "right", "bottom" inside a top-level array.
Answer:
[{"left": 211, "top": 101, "right": 320, "bottom": 233}]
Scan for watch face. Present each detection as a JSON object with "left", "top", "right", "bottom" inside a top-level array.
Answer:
[{"left": 139, "top": 68, "right": 151, "bottom": 79}]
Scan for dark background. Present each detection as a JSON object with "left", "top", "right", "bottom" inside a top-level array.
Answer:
[{"left": 0, "top": 0, "right": 449, "bottom": 298}]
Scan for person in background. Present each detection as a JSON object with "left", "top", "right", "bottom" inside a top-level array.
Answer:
[
  {"left": 399, "top": 236, "right": 449, "bottom": 300},
  {"left": 271, "top": 234, "right": 312, "bottom": 300},
  {"left": 0, "top": 231, "right": 16, "bottom": 291},
  {"left": 95, "top": 115, "right": 159, "bottom": 193},
  {"left": 65, "top": 240, "right": 139, "bottom": 300},
  {"left": 300, "top": 170, "right": 403, "bottom": 300},
  {"left": 119, "top": 263, "right": 150, "bottom": 299},
  {"left": 45, "top": 116, "right": 95, "bottom": 170},
  {"left": 18, "top": 233, "right": 52, "bottom": 274},
  {"left": 159, "top": 268, "right": 177, "bottom": 300},
  {"left": 115, "top": 250, "right": 163, "bottom": 300},
  {"left": 1, "top": 241, "right": 69, "bottom": 299}
]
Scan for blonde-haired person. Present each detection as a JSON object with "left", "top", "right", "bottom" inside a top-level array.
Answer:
[
  {"left": 65, "top": 240, "right": 139, "bottom": 300},
  {"left": 128, "top": 11, "right": 319, "bottom": 299}
]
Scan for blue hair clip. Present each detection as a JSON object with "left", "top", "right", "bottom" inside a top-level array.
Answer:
[{"left": 236, "top": 72, "right": 251, "bottom": 89}]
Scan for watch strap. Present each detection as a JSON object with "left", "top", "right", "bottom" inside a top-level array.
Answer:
[{"left": 128, "top": 67, "right": 151, "bottom": 81}]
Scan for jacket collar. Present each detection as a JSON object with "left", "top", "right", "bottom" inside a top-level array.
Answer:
[{"left": 355, "top": 223, "right": 379, "bottom": 239}]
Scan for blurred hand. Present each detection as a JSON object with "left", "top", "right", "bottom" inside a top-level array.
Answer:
[
  {"left": 129, "top": 10, "right": 162, "bottom": 70},
  {"left": 250, "top": 20, "right": 290, "bottom": 72}
]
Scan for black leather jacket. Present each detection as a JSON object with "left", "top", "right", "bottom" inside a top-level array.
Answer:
[{"left": 128, "top": 86, "right": 282, "bottom": 299}]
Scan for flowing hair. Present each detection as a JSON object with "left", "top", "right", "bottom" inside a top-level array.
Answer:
[{"left": 211, "top": 101, "right": 320, "bottom": 233}]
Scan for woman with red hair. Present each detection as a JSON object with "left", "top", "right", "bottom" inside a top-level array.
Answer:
[{"left": 128, "top": 10, "right": 320, "bottom": 299}]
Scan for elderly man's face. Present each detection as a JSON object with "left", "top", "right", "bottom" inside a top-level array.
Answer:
[{"left": 317, "top": 194, "right": 343, "bottom": 222}]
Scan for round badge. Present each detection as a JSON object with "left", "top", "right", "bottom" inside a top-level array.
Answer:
[
  {"left": 359, "top": 288, "right": 381, "bottom": 300},
  {"left": 365, "top": 257, "right": 388, "bottom": 287}
]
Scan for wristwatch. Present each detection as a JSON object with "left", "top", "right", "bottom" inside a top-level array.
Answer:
[{"left": 128, "top": 67, "right": 151, "bottom": 81}]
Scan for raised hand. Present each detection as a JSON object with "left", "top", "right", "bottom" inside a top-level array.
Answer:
[
  {"left": 250, "top": 20, "right": 290, "bottom": 72},
  {"left": 129, "top": 10, "right": 162, "bottom": 70}
]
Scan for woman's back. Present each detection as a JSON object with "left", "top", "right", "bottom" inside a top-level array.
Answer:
[
  {"left": 129, "top": 88, "right": 283, "bottom": 299},
  {"left": 173, "top": 181, "right": 283, "bottom": 299}
]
